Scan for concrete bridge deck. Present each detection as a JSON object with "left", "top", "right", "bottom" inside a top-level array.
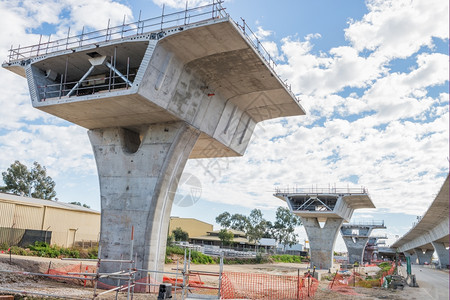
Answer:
[{"left": 392, "top": 175, "right": 449, "bottom": 268}]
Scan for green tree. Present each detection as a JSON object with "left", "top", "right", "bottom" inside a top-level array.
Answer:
[
  {"left": 172, "top": 227, "right": 189, "bottom": 241},
  {"left": 215, "top": 212, "right": 232, "bottom": 228},
  {"left": 218, "top": 229, "right": 234, "bottom": 246},
  {"left": 229, "top": 214, "right": 249, "bottom": 232},
  {"left": 69, "top": 201, "right": 91, "bottom": 208},
  {"left": 216, "top": 212, "right": 250, "bottom": 233},
  {"left": 1, "top": 161, "right": 56, "bottom": 200},
  {"left": 271, "top": 207, "right": 302, "bottom": 251},
  {"left": 247, "top": 209, "right": 268, "bottom": 243}
]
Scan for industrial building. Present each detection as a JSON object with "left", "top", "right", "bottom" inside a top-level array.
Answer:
[
  {"left": 0, "top": 192, "right": 100, "bottom": 248},
  {"left": 168, "top": 217, "right": 213, "bottom": 239}
]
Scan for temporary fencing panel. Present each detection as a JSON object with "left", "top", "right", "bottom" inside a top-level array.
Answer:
[{"left": 220, "top": 271, "right": 318, "bottom": 300}]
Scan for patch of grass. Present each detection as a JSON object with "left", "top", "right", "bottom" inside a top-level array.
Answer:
[{"left": 270, "top": 254, "right": 302, "bottom": 263}]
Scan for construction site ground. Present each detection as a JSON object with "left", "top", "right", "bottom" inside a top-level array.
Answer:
[{"left": 0, "top": 253, "right": 438, "bottom": 299}]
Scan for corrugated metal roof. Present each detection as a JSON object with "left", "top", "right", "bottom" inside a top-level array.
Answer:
[{"left": 0, "top": 192, "right": 100, "bottom": 214}]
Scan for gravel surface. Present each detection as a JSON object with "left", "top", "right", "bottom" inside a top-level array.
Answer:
[{"left": 0, "top": 254, "right": 436, "bottom": 299}]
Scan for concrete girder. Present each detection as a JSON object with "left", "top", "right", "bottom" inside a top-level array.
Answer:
[
  {"left": 431, "top": 241, "right": 449, "bottom": 269},
  {"left": 397, "top": 216, "right": 449, "bottom": 253}
]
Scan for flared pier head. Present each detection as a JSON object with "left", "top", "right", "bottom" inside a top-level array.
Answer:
[
  {"left": 274, "top": 187, "right": 375, "bottom": 269},
  {"left": 3, "top": 3, "right": 305, "bottom": 283},
  {"left": 340, "top": 221, "right": 386, "bottom": 265}
]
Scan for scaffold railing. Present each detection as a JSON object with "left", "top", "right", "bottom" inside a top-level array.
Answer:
[
  {"left": 274, "top": 186, "right": 369, "bottom": 195},
  {"left": 343, "top": 220, "right": 385, "bottom": 227},
  {"left": 6, "top": 1, "right": 226, "bottom": 63},
  {"left": 4, "top": 1, "right": 298, "bottom": 102}
]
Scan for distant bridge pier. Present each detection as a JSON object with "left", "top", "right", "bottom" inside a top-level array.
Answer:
[
  {"left": 340, "top": 221, "right": 386, "bottom": 265},
  {"left": 414, "top": 248, "right": 434, "bottom": 265},
  {"left": 431, "top": 241, "right": 449, "bottom": 268},
  {"left": 275, "top": 188, "right": 375, "bottom": 269},
  {"left": 404, "top": 251, "right": 419, "bottom": 264}
]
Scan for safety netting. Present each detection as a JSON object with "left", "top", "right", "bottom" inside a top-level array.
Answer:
[
  {"left": 327, "top": 272, "right": 361, "bottom": 295},
  {"left": 220, "top": 271, "right": 319, "bottom": 300},
  {"left": 47, "top": 263, "right": 97, "bottom": 287}
]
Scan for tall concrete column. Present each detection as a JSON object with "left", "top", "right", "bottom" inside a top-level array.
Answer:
[
  {"left": 414, "top": 248, "right": 434, "bottom": 265},
  {"left": 341, "top": 236, "right": 368, "bottom": 265},
  {"left": 89, "top": 122, "right": 199, "bottom": 282},
  {"left": 302, "top": 217, "right": 344, "bottom": 269},
  {"left": 404, "top": 252, "right": 418, "bottom": 264},
  {"left": 431, "top": 241, "right": 449, "bottom": 268}
]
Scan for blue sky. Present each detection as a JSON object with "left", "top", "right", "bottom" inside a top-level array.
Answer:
[{"left": 0, "top": 0, "right": 448, "bottom": 251}]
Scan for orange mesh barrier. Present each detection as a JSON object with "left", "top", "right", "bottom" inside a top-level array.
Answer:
[
  {"left": 379, "top": 262, "right": 396, "bottom": 285},
  {"left": 328, "top": 272, "right": 360, "bottom": 296},
  {"left": 220, "top": 272, "right": 318, "bottom": 300},
  {"left": 47, "top": 263, "right": 96, "bottom": 287}
]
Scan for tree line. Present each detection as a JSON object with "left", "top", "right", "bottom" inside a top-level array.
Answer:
[
  {"left": 1, "top": 160, "right": 89, "bottom": 208},
  {"left": 215, "top": 207, "right": 302, "bottom": 250}
]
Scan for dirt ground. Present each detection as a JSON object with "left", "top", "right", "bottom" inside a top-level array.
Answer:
[{"left": 0, "top": 254, "right": 435, "bottom": 299}]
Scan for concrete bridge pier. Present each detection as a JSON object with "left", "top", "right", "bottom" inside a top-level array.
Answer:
[
  {"left": 88, "top": 123, "right": 200, "bottom": 282},
  {"left": 414, "top": 248, "right": 434, "bottom": 265},
  {"left": 340, "top": 221, "right": 386, "bottom": 265},
  {"left": 274, "top": 190, "right": 374, "bottom": 269},
  {"left": 342, "top": 236, "right": 368, "bottom": 265},
  {"left": 431, "top": 241, "right": 449, "bottom": 268},
  {"left": 302, "top": 218, "right": 344, "bottom": 269},
  {"left": 404, "top": 251, "right": 419, "bottom": 264}
]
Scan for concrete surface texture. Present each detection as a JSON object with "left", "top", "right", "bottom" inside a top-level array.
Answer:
[
  {"left": 414, "top": 248, "right": 434, "bottom": 265},
  {"left": 88, "top": 123, "right": 199, "bottom": 281},
  {"left": 340, "top": 222, "right": 386, "bottom": 265},
  {"left": 274, "top": 191, "right": 375, "bottom": 269},
  {"left": 393, "top": 175, "right": 449, "bottom": 268},
  {"left": 431, "top": 241, "right": 449, "bottom": 268},
  {"left": 3, "top": 11, "right": 305, "bottom": 283},
  {"left": 404, "top": 252, "right": 419, "bottom": 265},
  {"left": 302, "top": 217, "right": 344, "bottom": 269}
]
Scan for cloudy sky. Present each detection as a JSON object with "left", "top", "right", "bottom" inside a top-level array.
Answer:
[{"left": 0, "top": 0, "right": 448, "bottom": 251}]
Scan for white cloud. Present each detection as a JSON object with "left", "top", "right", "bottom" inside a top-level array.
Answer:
[
  {"left": 345, "top": 0, "right": 449, "bottom": 59},
  {"left": 0, "top": 0, "right": 447, "bottom": 228}
]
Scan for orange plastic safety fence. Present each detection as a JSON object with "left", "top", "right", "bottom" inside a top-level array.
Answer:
[
  {"left": 47, "top": 263, "right": 96, "bottom": 287},
  {"left": 220, "top": 272, "right": 318, "bottom": 300},
  {"left": 328, "top": 272, "right": 360, "bottom": 296}
]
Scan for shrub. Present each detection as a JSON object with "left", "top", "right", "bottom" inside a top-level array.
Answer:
[
  {"left": 190, "top": 251, "right": 215, "bottom": 264},
  {"left": 166, "top": 246, "right": 185, "bottom": 256}
]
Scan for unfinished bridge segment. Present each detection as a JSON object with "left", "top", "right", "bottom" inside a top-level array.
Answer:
[
  {"left": 340, "top": 220, "right": 386, "bottom": 265},
  {"left": 275, "top": 187, "right": 375, "bottom": 269},
  {"left": 3, "top": 2, "right": 305, "bottom": 284}
]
